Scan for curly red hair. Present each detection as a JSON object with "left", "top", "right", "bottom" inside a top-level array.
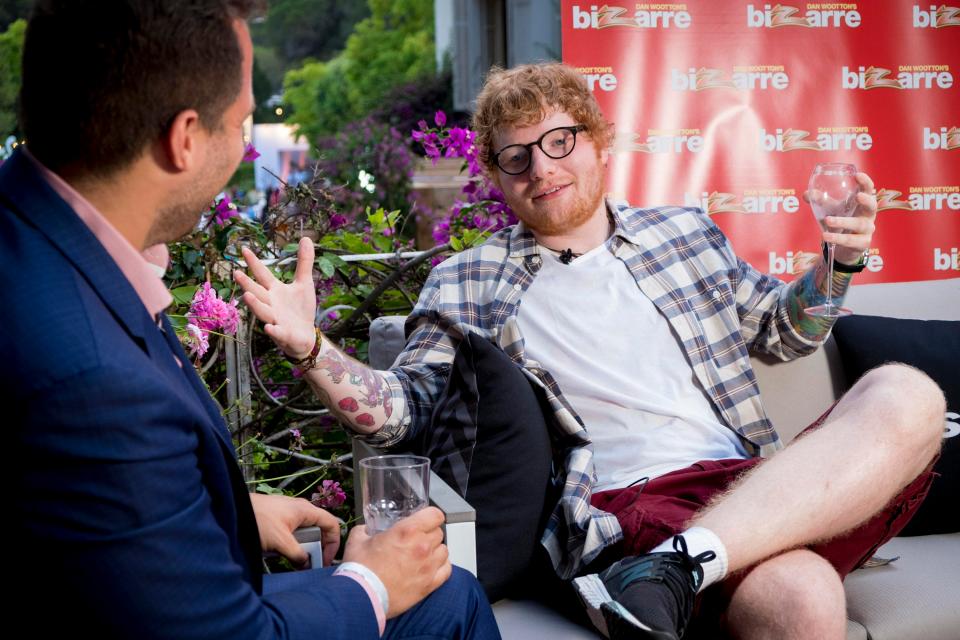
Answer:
[{"left": 471, "top": 63, "right": 615, "bottom": 174}]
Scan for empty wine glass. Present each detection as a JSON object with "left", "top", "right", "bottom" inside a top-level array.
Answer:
[{"left": 806, "top": 163, "right": 860, "bottom": 318}]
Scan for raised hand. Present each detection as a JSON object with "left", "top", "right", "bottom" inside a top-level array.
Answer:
[
  {"left": 234, "top": 237, "right": 318, "bottom": 359},
  {"left": 342, "top": 507, "right": 452, "bottom": 618}
]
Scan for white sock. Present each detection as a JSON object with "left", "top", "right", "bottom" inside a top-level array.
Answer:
[{"left": 651, "top": 526, "right": 728, "bottom": 592}]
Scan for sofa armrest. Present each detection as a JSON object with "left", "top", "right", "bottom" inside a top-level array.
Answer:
[{"left": 750, "top": 335, "right": 847, "bottom": 443}]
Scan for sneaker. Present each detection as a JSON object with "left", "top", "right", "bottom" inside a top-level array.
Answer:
[{"left": 572, "top": 535, "right": 716, "bottom": 640}]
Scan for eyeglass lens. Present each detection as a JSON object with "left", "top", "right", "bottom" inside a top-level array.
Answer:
[{"left": 496, "top": 126, "right": 579, "bottom": 175}]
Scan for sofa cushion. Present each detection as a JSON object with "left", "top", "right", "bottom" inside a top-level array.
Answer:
[
  {"left": 421, "top": 332, "right": 554, "bottom": 601},
  {"left": 843, "top": 534, "right": 960, "bottom": 640},
  {"left": 832, "top": 315, "right": 960, "bottom": 535}
]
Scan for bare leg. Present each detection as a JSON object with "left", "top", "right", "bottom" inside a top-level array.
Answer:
[
  {"left": 694, "top": 363, "right": 943, "bottom": 573},
  {"left": 724, "top": 550, "right": 846, "bottom": 640}
]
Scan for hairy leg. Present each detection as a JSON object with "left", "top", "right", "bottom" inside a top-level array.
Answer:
[{"left": 694, "top": 363, "right": 944, "bottom": 572}]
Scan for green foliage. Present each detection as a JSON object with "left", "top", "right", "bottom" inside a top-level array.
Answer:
[
  {"left": 281, "top": 0, "right": 435, "bottom": 141},
  {"left": 254, "top": 0, "right": 368, "bottom": 69},
  {"left": 342, "top": 0, "right": 435, "bottom": 116},
  {"left": 0, "top": 18, "right": 24, "bottom": 138},
  {"left": 283, "top": 55, "right": 354, "bottom": 142},
  {"left": 0, "top": 0, "right": 31, "bottom": 31}
]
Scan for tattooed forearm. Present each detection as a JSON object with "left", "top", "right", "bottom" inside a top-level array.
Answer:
[
  {"left": 787, "top": 258, "right": 854, "bottom": 340},
  {"left": 303, "top": 338, "right": 393, "bottom": 433}
]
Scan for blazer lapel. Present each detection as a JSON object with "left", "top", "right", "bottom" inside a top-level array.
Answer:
[
  {"left": 157, "top": 314, "right": 238, "bottom": 453},
  {"left": 0, "top": 150, "right": 152, "bottom": 346}
]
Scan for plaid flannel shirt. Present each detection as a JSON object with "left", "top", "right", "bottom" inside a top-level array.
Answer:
[{"left": 365, "top": 200, "right": 848, "bottom": 579}]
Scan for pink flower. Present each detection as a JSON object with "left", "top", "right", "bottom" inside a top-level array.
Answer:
[
  {"left": 288, "top": 427, "right": 303, "bottom": 451},
  {"left": 434, "top": 111, "right": 447, "bottom": 127},
  {"left": 242, "top": 143, "right": 260, "bottom": 162},
  {"left": 329, "top": 214, "right": 348, "bottom": 230},
  {"left": 311, "top": 480, "right": 347, "bottom": 509},
  {"left": 188, "top": 282, "right": 240, "bottom": 335},
  {"left": 212, "top": 195, "right": 239, "bottom": 225},
  {"left": 183, "top": 323, "right": 209, "bottom": 358}
]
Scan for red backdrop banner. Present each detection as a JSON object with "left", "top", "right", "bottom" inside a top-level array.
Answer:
[{"left": 561, "top": 1, "right": 959, "bottom": 283}]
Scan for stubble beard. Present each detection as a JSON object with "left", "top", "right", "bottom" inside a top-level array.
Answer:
[
  {"left": 146, "top": 136, "right": 237, "bottom": 246},
  {"left": 515, "top": 162, "right": 606, "bottom": 237}
]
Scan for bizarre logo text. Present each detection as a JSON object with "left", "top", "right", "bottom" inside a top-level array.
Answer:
[
  {"left": 913, "top": 4, "right": 960, "bottom": 28},
  {"left": 672, "top": 66, "right": 790, "bottom": 91},
  {"left": 747, "top": 3, "right": 862, "bottom": 28},
  {"left": 572, "top": 4, "right": 693, "bottom": 29},
  {"left": 842, "top": 65, "right": 954, "bottom": 90}
]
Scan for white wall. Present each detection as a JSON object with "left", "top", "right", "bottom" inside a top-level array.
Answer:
[{"left": 251, "top": 123, "right": 310, "bottom": 192}]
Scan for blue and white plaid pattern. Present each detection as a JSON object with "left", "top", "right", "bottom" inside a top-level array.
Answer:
[{"left": 363, "top": 201, "right": 845, "bottom": 579}]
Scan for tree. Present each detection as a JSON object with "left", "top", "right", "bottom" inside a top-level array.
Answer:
[
  {"left": 281, "top": 0, "right": 435, "bottom": 142},
  {"left": 0, "top": 0, "right": 31, "bottom": 31},
  {"left": 0, "top": 18, "right": 24, "bottom": 139},
  {"left": 342, "top": 0, "right": 434, "bottom": 116},
  {"left": 255, "top": 0, "right": 369, "bottom": 68},
  {"left": 283, "top": 55, "right": 354, "bottom": 143}
]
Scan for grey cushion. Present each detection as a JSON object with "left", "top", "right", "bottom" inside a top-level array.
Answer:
[
  {"left": 844, "top": 534, "right": 960, "bottom": 640},
  {"left": 368, "top": 316, "right": 407, "bottom": 369}
]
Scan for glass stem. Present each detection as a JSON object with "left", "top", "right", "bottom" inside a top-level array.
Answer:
[{"left": 825, "top": 242, "right": 836, "bottom": 310}]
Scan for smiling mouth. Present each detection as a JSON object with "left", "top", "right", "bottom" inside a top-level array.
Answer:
[{"left": 533, "top": 184, "right": 569, "bottom": 200}]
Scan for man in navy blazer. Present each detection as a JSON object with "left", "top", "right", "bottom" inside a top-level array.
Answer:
[{"left": 3, "top": 1, "right": 499, "bottom": 638}]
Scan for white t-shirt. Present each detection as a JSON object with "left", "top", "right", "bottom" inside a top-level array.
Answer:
[{"left": 516, "top": 240, "right": 749, "bottom": 492}]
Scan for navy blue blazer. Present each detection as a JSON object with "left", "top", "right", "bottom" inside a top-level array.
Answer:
[{"left": 2, "top": 150, "right": 378, "bottom": 638}]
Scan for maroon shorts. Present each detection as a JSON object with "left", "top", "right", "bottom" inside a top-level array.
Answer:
[{"left": 591, "top": 412, "right": 937, "bottom": 579}]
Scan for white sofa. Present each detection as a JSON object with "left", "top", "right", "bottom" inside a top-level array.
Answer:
[{"left": 359, "top": 279, "right": 960, "bottom": 640}]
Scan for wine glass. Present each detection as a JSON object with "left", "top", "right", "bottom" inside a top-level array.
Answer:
[
  {"left": 806, "top": 162, "right": 860, "bottom": 318},
  {"left": 360, "top": 454, "right": 430, "bottom": 533}
]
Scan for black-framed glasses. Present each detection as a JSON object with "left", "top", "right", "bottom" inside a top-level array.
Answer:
[{"left": 493, "top": 125, "right": 586, "bottom": 175}]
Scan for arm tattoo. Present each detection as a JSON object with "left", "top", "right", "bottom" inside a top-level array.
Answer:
[{"left": 308, "top": 344, "right": 392, "bottom": 427}]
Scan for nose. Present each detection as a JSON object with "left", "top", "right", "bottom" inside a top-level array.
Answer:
[{"left": 527, "top": 145, "right": 558, "bottom": 181}]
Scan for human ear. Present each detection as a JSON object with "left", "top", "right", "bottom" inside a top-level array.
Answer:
[{"left": 162, "top": 109, "right": 202, "bottom": 172}]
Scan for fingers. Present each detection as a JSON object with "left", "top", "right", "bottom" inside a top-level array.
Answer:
[
  {"left": 314, "top": 509, "right": 343, "bottom": 566},
  {"left": 273, "top": 531, "right": 310, "bottom": 568},
  {"left": 431, "top": 546, "right": 453, "bottom": 590},
  {"left": 294, "top": 237, "right": 316, "bottom": 286},
  {"left": 823, "top": 215, "right": 875, "bottom": 235},
  {"left": 233, "top": 268, "right": 270, "bottom": 303},
  {"left": 241, "top": 291, "right": 277, "bottom": 326},
  {"left": 241, "top": 245, "right": 278, "bottom": 289},
  {"left": 823, "top": 232, "right": 872, "bottom": 250},
  {"left": 855, "top": 172, "right": 875, "bottom": 195},
  {"left": 854, "top": 190, "right": 878, "bottom": 216},
  {"left": 292, "top": 502, "right": 342, "bottom": 567},
  {"left": 401, "top": 506, "right": 445, "bottom": 532}
]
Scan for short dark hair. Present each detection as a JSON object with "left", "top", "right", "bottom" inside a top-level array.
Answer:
[{"left": 19, "top": 0, "right": 264, "bottom": 178}]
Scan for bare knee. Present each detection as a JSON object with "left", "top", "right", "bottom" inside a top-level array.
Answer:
[
  {"left": 726, "top": 550, "right": 845, "bottom": 640},
  {"left": 855, "top": 363, "right": 945, "bottom": 449}
]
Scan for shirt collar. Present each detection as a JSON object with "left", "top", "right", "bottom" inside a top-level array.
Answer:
[
  {"left": 507, "top": 197, "right": 640, "bottom": 260},
  {"left": 27, "top": 150, "right": 173, "bottom": 318}
]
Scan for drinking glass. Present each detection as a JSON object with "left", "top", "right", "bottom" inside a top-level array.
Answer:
[
  {"left": 360, "top": 455, "right": 430, "bottom": 534},
  {"left": 806, "top": 162, "right": 860, "bottom": 318}
]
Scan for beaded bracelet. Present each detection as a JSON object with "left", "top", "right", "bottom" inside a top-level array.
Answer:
[{"left": 286, "top": 327, "right": 323, "bottom": 376}]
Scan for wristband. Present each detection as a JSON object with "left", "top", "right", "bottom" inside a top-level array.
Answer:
[
  {"left": 823, "top": 243, "right": 868, "bottom": 274},
  {"left": 285, "top": 327, "right": 323, "bottom": 375},
  {"left": 335, "top": 561, "right": 390, "bottom": 621}
]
